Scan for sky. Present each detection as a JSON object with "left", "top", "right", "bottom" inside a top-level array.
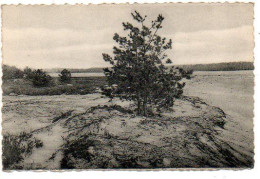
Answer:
[{"left": 2, "top": 3, "right": 254, "bottom": 69}]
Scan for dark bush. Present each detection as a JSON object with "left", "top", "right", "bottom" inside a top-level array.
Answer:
[
  {"left": 59, "top": 69, "right": 72, "bottom": 83},
  {"left": 23, "top": 66, "right": 34, "bottom": 80},
  {"left": 2, "top": 132, "right": 43, "bottom": 170},
  {"left": 32, "top": 69, "right": 53, "bottom": 87},
  {"left": 2, "top": 65, "right": 24, "bottom": 80}
]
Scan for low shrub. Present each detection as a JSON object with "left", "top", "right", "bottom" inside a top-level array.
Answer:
[
  {"left": 59, "top": 69, "right": 72, "bottom": 83},
  {"left": 2, "top": 65, "right": 24, "bottom": 80},
  {"left": 23, "top": 66, "right": 34, "bottom": 80},
  {"left": 31, "top": 69, "right": 53, "bottom": 87},
  {"left": 2, "top": 76, "right": 107, "bottom": 96},
  {"left": 2, "top": 132, "right": 43, "bottom": 170}
]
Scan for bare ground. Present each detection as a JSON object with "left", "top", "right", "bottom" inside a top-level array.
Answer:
[
  {"left": 184, "top": 71, "right": 254, "bottom": 163},
  {"left": 2, "top": 93, "right": 253, "bottom": 169}
]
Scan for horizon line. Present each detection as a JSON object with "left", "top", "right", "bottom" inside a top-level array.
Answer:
[{"left": 2, "top": 60, "right": 254, "bottom": 70}]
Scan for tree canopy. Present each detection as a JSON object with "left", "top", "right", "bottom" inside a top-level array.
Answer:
[{"left": 102, "top": 11, "right": 192, "bottom": 116}]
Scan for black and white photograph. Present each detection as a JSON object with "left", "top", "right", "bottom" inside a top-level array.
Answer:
[{"left": 1, "top": 3, "right": 255, "bottom": 170}]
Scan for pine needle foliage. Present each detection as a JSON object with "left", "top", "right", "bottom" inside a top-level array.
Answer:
[{"left": 102, "top": 11, "right": 192, "bottom": 116}]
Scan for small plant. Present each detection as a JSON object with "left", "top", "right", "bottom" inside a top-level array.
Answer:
[
  {"left": 31, "top": 69, "right": 53, "bottom": 87},
  {"left": 59, "top": 69, "right": 72, "bottom": 83},
  {"left": 61, "top": 137, "right": 97, "bottom": 169},
  {"left": 2, "top": 132, "right": 43, "bottom": 170}
]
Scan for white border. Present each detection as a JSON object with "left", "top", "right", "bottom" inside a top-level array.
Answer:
[
  {"left": 0, "top": 1, "right": 259, "bottom": 179},
  {"left": 0, "top": 0, "right": 256, "bottom": 4}
]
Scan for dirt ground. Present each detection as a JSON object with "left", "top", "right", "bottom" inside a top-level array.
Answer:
[{"left": 1, "top": 71, "right": 254, "bottom": 169}]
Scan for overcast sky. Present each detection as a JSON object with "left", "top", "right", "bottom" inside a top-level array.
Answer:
[{"left": 2, "top": 3, "right": 254, "bottom": 69}]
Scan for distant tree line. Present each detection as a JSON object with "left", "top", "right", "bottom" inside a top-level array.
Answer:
[
  {"left": 43, "top": 62, "right": 254, "bottom": 74},
  {"left": 45, "top": 68, "right": 104, "bottom": 73},
  {"left": 176, "top": 62, "right": 254, "bottom": 71}
]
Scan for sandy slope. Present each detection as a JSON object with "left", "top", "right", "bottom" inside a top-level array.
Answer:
[
  {"left": 184, "top": 71, "right": 254, "bottom": 161},
  {"left": 2, "top": 94, "right": 107, "bottom": 169},
  {"left": 2, "top": 93, "right": 253, "bottom": 169}
]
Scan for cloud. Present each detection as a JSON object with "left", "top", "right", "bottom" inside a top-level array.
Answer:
[
  {"left": 2, "top": 4, "right": 254, "bottom": 68},
  {"left": 2, "top": 25, "right": 254, "bottom": 68},
  {"left": 3, "top": 4, "right": 253, "bottom": 33},
  {"left": 168, "top": 25, "right": 254, "bottom": 64},
  {"left": 2, "top": 27, "right": 120, "bottom": 51}
]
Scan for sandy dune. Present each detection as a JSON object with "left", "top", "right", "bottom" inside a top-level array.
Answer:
[{"left": 2, "top": 71, "right": 254, "bottom": 169}]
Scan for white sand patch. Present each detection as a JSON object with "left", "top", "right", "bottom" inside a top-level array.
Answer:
[{"left": 21, "top": 123, "right": 67, "bottom": 169}]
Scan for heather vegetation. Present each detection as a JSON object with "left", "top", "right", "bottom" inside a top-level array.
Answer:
[
  {"left": 2, "top": 65, "right": 104, "bottom": 96},
  {"left": 2, "top": 132, "right": 43, "bottom": 170},
  {"left": 3, "top": 65, "right": 53, "bottom": 87},
  {"left": 2, "top": 65, "right": 24, "bottom": 80}
]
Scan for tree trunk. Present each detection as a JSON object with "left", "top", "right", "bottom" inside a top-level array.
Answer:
[
  {"left": 143, "top": 103, "right": 146, "bottom": 117},
  {"left": 137, "top": 100, "right": 141, "bottom": 115},
  {"left": 143, "top": 97, "right": 148, "bottom": 117}
]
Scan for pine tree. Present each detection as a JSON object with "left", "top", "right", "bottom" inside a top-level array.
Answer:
[
  {"left": 59, "top": 69, "right": 72, "bottom": 83},
  {"left": 23, "top": 66, "right": 34, "bottom": 80},
  {"left": 102, "top": 11, "right": 192, "bottom": 116},
  {"left": 32, "top": 69, "right": 52, "bottom": 87}
]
